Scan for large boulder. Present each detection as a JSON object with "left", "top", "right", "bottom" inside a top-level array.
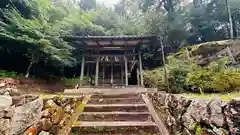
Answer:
[
  {"left": 40, "top": 118, "right": 53, "bottom": 131},
  {"left": 8, "top": 99, "right": 43, "bottom": 135},
  {"left": 12, "top": 95, "right": 39, "bottom": 106},
  {"left": 224, "top": 99, "right": 240, "bottom": 134},
  {"left": 208, "top": 98, "right": 227, "bottom": 127},
  {"left": 44, "top": 100, "right": 63, "bottom": 124},
  {"left": 151, "top": 92, "right": 239, "bottom": 135},
  {"left": 182, "top": 99, "right": 210, "bottom": 131},
  {"left": 38, "top": 131, "right": 50, "bottom": 135},
  {"left": 0, "top": 88, "right": 20, "bottom": 96},
  {"left": 0, "top": 95, "right": 12, "bottom": 109},
  {"left": 0, "top": 119, "right": 10, "bottom": 134},
  {"left": 0, "top": 105, "right": 15, "bottom": 119}
]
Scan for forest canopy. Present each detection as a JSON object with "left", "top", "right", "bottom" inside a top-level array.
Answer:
[{"left": 0, "top": 0, "right": 239, "bottom": 78}]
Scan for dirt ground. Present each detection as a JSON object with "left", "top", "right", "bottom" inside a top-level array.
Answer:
[{"left": 0, "top": 77, "right": 67, "bottom": 94}]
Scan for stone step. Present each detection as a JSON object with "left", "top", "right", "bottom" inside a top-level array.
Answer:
[
  {"left": 78, "top": 112, "right": 152, "bottom": 121},
  {"left": 64, "top": 88, "right": 147, "bottom": 95},
  {"left": 71, "top": 126, "right": 160, "bottom": 135},
  {"left": 88, "top": 97, "right": 144, "bottom": 104},
  {"left": 72, "top": 121, "right": 157, "bottom": 127},
  {"left": 91, "top": 93, "right": 141, "bottom": 99},
  {"left": 80, "top": 112, "right": 150, "bottom": 115},
  {"left": 83, "top": 104, "right": 148, "bottom": 112},
  {"left": 86, "top": 104, "right": 146, "bottom": 107},
  {"left": 71, "top": 133, "right": 160, "bottom": 135}
]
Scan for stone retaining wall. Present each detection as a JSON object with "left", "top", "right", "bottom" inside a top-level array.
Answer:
[
  {"left": 0, "top": 88, "right": 84, "bottom": 135},
  {"left": 150, "top": 92, "right": 240, "bottom": 135}
]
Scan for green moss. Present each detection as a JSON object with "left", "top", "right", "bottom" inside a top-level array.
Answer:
[
  {"left": 195, "top": 124, "right": 202, "bottom": 135},
  {"left": 175, "top": 40, "right": 229, "bottom": 56},
  {"left": 59, "top": 96, "right": 90, "bottom": 135},
  {"left": 183, "top": 92, "right": 240, "bottom": 101}
]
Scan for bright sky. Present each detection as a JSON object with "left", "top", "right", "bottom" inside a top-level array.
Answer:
[{"left": 97, "top": 0, "right": 120, "bottom": 6}]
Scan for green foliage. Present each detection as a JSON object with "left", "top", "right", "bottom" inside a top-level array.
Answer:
[
  {"left": 167, "top": 56, "right": 193, "bottom": 89},
  {"left": 62, "top": 78, "right": 80, "bottom": 88},
  {"left": 61, "top": 77, "right": 88, "bottom": 88},
  {"left": 211, "top": 69, "right": 240, "bottom": 92},
  {"left": 143, "top": 68, "right": 166, "bottom": 89},
  {"left": 0, "top": 70, "right": 24, "bottom": 77},
  {"left": 183, "top": 92, "right": 240, "bottom": 100},
  {"left": 195, "top": 123, "right": 202, "bottom": 135},
  {"left": 186, "top": 57, "right": 240, "bottom": 92},
  {"left": 0, "top": 0, "right": 104, "bottom": 77},
  {"left": 144, "top": 56, "right": 195, "bottom": 92},
  {"left": 187, "top": 67, "right": 214, "bottom": 89},
  {"left": 0, "top": 0, "right": 240, "bottom": 81},
  {"left": 145, "top": 54, "right": 240, "bottom": 93}
]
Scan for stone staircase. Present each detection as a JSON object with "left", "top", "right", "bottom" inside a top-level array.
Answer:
[{"left": 68, "top": 89, "right": 169, "bottom": 135}]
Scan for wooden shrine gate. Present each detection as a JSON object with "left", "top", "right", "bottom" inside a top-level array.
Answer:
[{"left": 65, "top": 36, "right": 157, "bottom": 87}]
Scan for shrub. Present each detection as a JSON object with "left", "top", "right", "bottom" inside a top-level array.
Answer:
[
  {"left": 186, "top": 57, "right": 239, "bottom": 92},
  {"left": 211, "top": 69, "right": 240, "bottom": 92},
  {"left": 143, "top": 68, "right": 166, "bottom": 89},
  {"left": 143, "top": 56, "right": 194, "bottom": 92},
  {"left": 186, "top": 68, "right": 214, "bottom": 92},
  {"left": 0, "top": 70, "right": 24, "bottom": 77},
  {"left": 167, "top": 56, "right": 194, "bottom": 91},
  {"left": 144, "top": 54, "right": 240, "bottom": 93}
]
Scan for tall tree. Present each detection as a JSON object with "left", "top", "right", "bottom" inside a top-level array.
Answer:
[
  {"left": 0, "top": 0, "right": 103, "bottom": 77},
  {"left": 79, "top": 0, "right": 96, "bottom": 11}
]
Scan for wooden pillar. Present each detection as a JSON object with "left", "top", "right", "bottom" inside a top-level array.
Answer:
[
  {"left": 90, "top": 63, "right": 94, "bottom": 85},
  {"left": 121, "top": 65, "right": 124, "bottom": 85},
  {"left": 137, "top": 68, "right": 140, "bottom": 86},
  {"left": 111, "top": 63, "right": 114, "bottom": 86},
  {"left": 124, "top": 56, "right": 128, "bottom": 86},
  {"left": 80, "top": 55, "right": 85, "bottom": 86},
  {"left": 95, "top": 56, "right": 100, "bottom": 87},
  {"left": 102, "top": 63, "right": 105, "bottom": 85},
  {"left": 86, "top": 63, "right": 89, "bottom": 85},
  {"left": 138, "top": 51, "right": 144, "bottom": 86}
]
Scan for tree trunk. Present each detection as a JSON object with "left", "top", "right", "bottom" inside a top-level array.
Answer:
[
  {"left": 232, "top": 20, "right": 238, "bottom": 38},
  {"left": 160, "top": 40, "right": 170, "bottom": 92},
  {"left": 226, "top": 0, "right": 233, "bottom": 39},
  {"left": 25, "top": 53, "right": 36, "bottom": 78},
  {"left": 25, "top": 61, "right": 33, "bottom": 78}
]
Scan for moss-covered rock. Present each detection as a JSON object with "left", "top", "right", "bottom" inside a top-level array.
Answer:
[{"left": 150, "top": 92, "right": 239, "bottom": 135}]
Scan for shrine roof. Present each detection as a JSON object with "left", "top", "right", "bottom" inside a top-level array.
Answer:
[{"left": 64, "top": 35, "right": 157, "bottom": 48}]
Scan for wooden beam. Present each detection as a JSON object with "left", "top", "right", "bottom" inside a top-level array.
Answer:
[
  {"left": 102, "top": 63, "right": 105, "bottom": 85},
  {"left": 138, "top": 51, "right": 144, "bottom": 86},
  {"left": 121, "top": 65, "right": 124, "bottom": 85},
  {"left": 63, "top": 35, "right": 156, "bottom": 42},
  {"left": 111, "top": 63, "right": 113, "bottom": 86},
  {"left": 124, "top": 55, "right": 128, "bottom": 86},
  {"left": 86, "top": 44, "right": 137, "bottom": 47},
  {"left": 85, "top": 54, "right": 138, "bottom": 57},
  {"left": 80, "top": 55, "right": 85, "bottom": 86},
  {"left": 86, "top": 63, "right": 89, "bottom": 85},
  {"left": 87, "top": 47, "right": 127, "bottom": 51},
  {"left": 95, "top": 46, "right": 100, "bottom": 87},
  {"left": 85, "top": 60, "right": 138, "bottom": 63},
  {"left": 137, "top": 68, "right": 140, "bottom": 86},
  {"left": 95, "top": 56, "right": 99, "bottom": 87}
]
